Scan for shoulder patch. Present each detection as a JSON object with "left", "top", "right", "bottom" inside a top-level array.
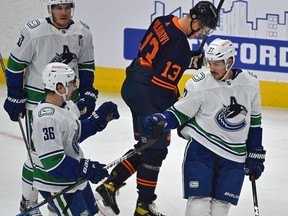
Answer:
[
  {"left": 79, "top": 20, "right": 90, "bottom": 30},
  {"left": 192, "top": 72, "right": 205, "bottom": 82},
  {"left": 247, "top": 70, "right": 258, "bottom": 79},
  {"left": 38, "top": 107, "right": 55, "bottom": 117},
  {"left": 26, "top": 19, "right": 41, "bottom": 29}
]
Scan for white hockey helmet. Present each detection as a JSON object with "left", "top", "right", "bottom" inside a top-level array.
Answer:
[
  {"left": 47, "top": 0, "right": 75, "bottom": 17},
  {"left": 205, "top": 38, "right": 235, "bottom": 64},
  {"left": 47, "top": 0, "right": 75, "bottom": 8},
  {"left": 43, "top": 62, "right": 76, "bottom": 97}
]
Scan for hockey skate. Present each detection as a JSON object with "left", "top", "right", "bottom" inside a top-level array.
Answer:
[
  {"left": 134, "top": 200, "right": 166, "bottom": 216},
  {"left": 95, "top": 182, "right": 125, "bottom": 215},
  {"left": 19, "top": 195, "right": 42, "bottom": 216}
]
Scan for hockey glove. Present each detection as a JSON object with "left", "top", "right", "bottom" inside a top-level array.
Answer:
[
  {"left": 90, "top": 101, "right": 120, "bottom": 132},
  {"left": 188, "top": 50, "right": 204, "bottom": 70},
  {"left": 143, "top": 113, "right": 167, "bottom": 138},
  {"left": 77, "top": 87, "right": 98, "bottom": 120},
  {"left": 76, "top": 158, "right": 109, "bottom": 184},
  {"left": 4, "top": 91, "right": 27, "bottom": 121},
  {"left": 245, "top": 148, "right": 266, "bottom": 180}
]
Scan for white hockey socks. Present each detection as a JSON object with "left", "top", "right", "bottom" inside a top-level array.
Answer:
[
  {"left": 185, "top": 197, "right": 231, "bottom": 216},
  {"left": 185, "top": 197, "right": 211, "bottom": 216},
  {"left": 211, "top": 198, "right": 231, "bottom": 216}
]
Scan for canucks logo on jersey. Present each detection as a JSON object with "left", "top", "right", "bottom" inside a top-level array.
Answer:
[
  {"left": 50, "top": 45, "right": 77, "bottom": 65},
  {"left": 215, "top": 97, "right": 247, "bottom": 131},
  {"left": 72, "top": 121, "right": 81, "bottom": 156}
]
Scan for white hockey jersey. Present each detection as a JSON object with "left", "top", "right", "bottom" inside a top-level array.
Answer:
[
  {"left": 31, "top": 100, "right": 87, "bottom": 192},
  {"left": 172, "top": 69, "right": 262, "bottom": 163},
  {"left": 7, "top": 18, "right": 95, "bottom": 110}
]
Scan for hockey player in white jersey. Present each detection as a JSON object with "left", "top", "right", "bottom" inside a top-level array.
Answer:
[
  {"left": 3, "top": 0, "right": 99, "bottom": 215},
  {"left": 31, "top": 62, "right": 119, "bottom": 215},
  {"left": 142, "top": 38, "right": 266, "bottom": 216}
]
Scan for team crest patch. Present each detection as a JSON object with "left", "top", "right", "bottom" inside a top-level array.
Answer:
[
  {"left": 50, "top": 45, "right": 77, "bottom": 65},
  {"left": 189, "top": 181, "right": 199, "bottom": 188},
  {"left": 192, "top": 72, "right": 205, "bottom": 82},
  {"left": 215, "top": 97, "right": 247, "bottom": 131},
  {"left": 72, "top": 121, "right": 81, "bottom": 155},
  {"left": 80, "top": 210, "right": 89, "bottom": 216},
  {"left": 38, "top": 107, "right": 55, "bottom": 117},
  {"left": 27, "top": 20, "right": 40, "bottom": 29}
]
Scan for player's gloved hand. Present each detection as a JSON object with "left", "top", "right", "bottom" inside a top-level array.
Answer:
[
  {"left": 245, "top": 148, "right": 266, "bottom": 180},
  {"left": 188, "top": 50, "right": 204, "bottom": 70},
  {"left": 143, "top": 113, "right": 166, "bottom": 138},
  {"left": 76, "top": 158, "right": 109, "bottom": 184},
  {"left": 77, "top": 87, "right": 98, "bottom": 120},
  {"left": 4, "top": 91, "right": 27, "bottom": 121},
  {"left": 89, "top": 101, "right": 120, "bottom": 132}
]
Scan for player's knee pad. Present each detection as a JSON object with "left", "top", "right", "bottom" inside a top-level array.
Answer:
[
  {"left": 185, "top": 196, "right": 212, "bottom": 216},
  {"left": 211, "top": 198, "right": 231, "bottom": 216}
]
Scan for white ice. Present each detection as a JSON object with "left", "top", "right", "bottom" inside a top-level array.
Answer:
[{"left": 1, "top": 84, "right": 288, "bottom": 216}]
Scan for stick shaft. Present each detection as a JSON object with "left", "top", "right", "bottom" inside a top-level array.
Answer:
[
  {"left": 251, "top": 174, "right": 260, "bottom": 216},
  {"left": 197, "top": 0, "right": 225, "bottom": 51},
  {"left": 18, "top": 117, "right": 34, "bottom": 167},
  {"left": 0, "top": 52, "right": 5, "bottom": 73}
]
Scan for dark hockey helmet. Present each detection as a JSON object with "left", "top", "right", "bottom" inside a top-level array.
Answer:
[{"left": 190, "top": 1, "right": 218, "bottom": 31}]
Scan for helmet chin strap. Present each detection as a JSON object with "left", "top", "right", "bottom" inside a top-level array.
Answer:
[
  {"left": 219, "top": 69, "right": 230, "bottom": 81},
  {"left": 55, "top": 87, "right": 68, "bottom": 101},
  {"left": 187, "top": 19, "right": 201, "bottom": 37},
  {"left": 219, "top": 59, "right": 234, "bottom": 81}
]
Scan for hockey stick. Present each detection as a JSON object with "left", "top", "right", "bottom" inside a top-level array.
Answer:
[
  {"left": 16, "top": 120, "right": 166, "bottom": 216},
  {"left": 197, "top": 0, "right": 225, "bottom": 51},
  {"left": 18, "top": 116, "right": 34, "bottom": 167},
  {"left": 0, "top": 52, "right": 34, "bottom": 167},
  {"left": 0, "top": 52, "right": 6, "bottom": 74},
  {"left": 251, "top": 173, "right": 260, "bottom": 216}
]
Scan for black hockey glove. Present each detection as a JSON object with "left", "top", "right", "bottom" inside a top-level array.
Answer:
[
  {"left": 188, "top": 50, "right": 204, "bottom": 70},
  {"left": 76, "top": 158, "right": 108, "bottom": 184},
  {"left": 77, "top": 87, "right": 98, "bottom": 120},
  {"left": 245, "top": 148, "right": 266, "bottom": 180}
]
